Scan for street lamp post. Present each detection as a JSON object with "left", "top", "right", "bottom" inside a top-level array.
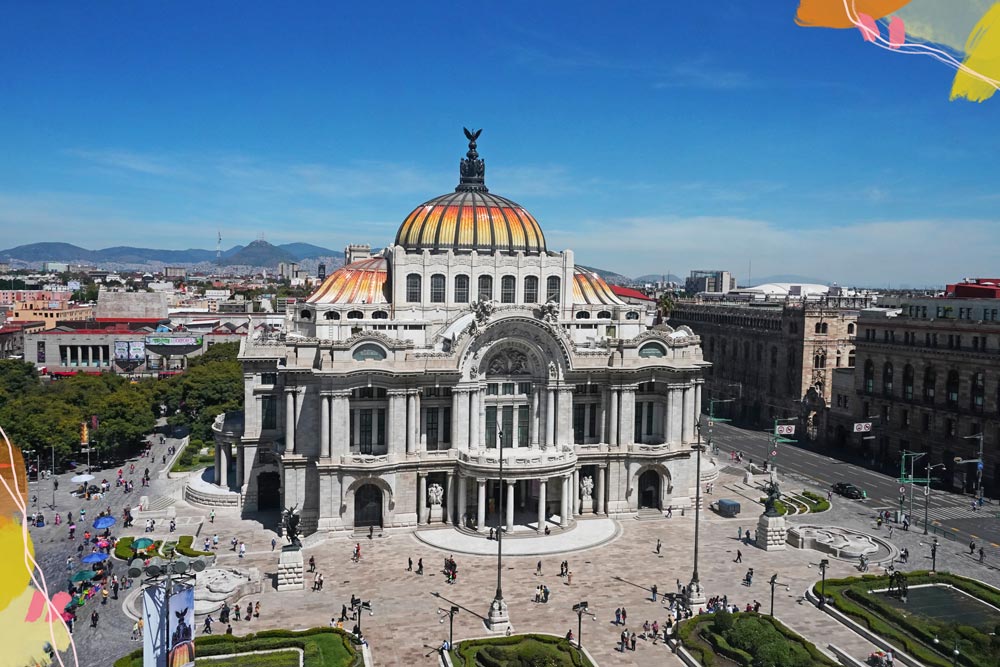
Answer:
[
  {"left": 934, "top": 637, "right": 960, "bottom": 667},
  {"left": 439, "top": 605, "right": 459, "bottom": 649},
  {"left": 50, "top": 443, "right": 57, "bottom": 509},
  {"left": 487, "top": 426, "right": 509, "bottom": 631},
  {"left": 688, "top": 422, "right": 706, "bottom": 605},
  {"left": 769, "top": 574, "right": 778, "bottom": 617},
  {"left": 925, "top": 462, "right": 945, "bottom": 535},
  {"left": 572, "top": 601, "right": 593, "bottom": 651},
  {"left": 351, "top": 598, "right": 373, "bottom": 634},
  {"left": 818, "top": 559, "right": 829, "bottom": 608}
]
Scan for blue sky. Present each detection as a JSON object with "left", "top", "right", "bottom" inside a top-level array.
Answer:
[{"left": 0, "top": 1, "right": 996, "bottom": 286}]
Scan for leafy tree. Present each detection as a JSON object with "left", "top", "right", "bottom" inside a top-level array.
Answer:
[
  {"left": 0, "top": 360, "right": 40, "bottom": 409},
  {"left": 94, "top": 387, "right": 156, "bottom": 456},
  {"left": 0, "top": 393, "right": 84, "bottom": 464},
  {"left": 189, "top": 342, "right": 240, "bottom": 367}
]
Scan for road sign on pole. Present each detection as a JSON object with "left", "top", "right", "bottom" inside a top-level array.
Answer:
[
  {"left": 776, "top": 425, "right": 795, "bottom": 436},
  {"left": 771, "top": 450, "right": 777, "bottom": 457},
  {"left": 899, "top": 486, "right": 906, "bottom": 494},
  {"left": 853, "top": 422, "right": 872, "bottom": 433}
]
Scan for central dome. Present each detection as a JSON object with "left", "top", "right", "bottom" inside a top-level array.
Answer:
[{"left": 394, "top": 129, "right": 547, "bottom": 254}]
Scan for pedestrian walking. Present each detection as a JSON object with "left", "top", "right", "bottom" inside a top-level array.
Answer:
[
  {"left": 738, "top": 526, "right": 743, "bottom": 541},
  {"left": 245, "top": 602, "right": 252, "bottom": 621},
  {"left": 213, "top": 534, "right": 219, "bottom": 549},
  {"left": 980, "top": 547, "right": 986, "bottom": 563},
  {"left": 970, "top": 540, "right": 977, "bottom": 555},
  {"left": 271, "top": 537, "right": 276, "bottom": 551},
  {"left": 239, "top": 542, "right": 246, "bottom": 558},
  {"left": 90, "top": 610, "right": 99, "bottom": 628},
  {"left": 735, "top": 550, "right": 742, "bottom": 563},
  {"left": 536, "top": 560, "right": 542, "bottom": 576},
  {"left": 567, "top": 571, "right": 573, "bottom": 585},
  {"left": 656, "top": 538, "right": 662, "bottom": 554},
  {"left": 309, "top": 556, "right": 316, "bottom": 572},
  {"left": 407, "top": 557, "right": 413, "bottom": 571},
  {"left": 210, "top": 510, "right": 215, "bottom": 523},
  {"left": 417, "top": 558, "right": 424, "bottom": 575},
  {"left": 615, "top": 608, "right": 621, "bottom": 625},
  {"left": 234, "top": 605, "right": 241, "bottom": 621},
  {"left": 203, "top": 615, "right": 214, "bottom": 634},
  {"left": 630, "top": 632, "right": 637, "bottom": 651},
  {"left": 101, "top": 588, "right": 108, "bottom": 605},
  {"left": 888, "top": 525, "right": 893, "bottom": 539},
  {"left": 621, "top": 607, "right": 627, "bottom": 625},
  {"left": 254, "top": 601, "right": 260, "bottom": 618},
  {"left": 651, "top": 584, "right": 658, "bottom": 602}
]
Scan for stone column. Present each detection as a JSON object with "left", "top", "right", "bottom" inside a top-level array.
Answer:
[
  {"left": 608, "top": 388, "right": 619, "bottom": 446},
  {"left": 416, "top": 391, "right": 425, "bottom": 451},
  {"left": 695, "top": 382, "right": 703, "bottom": 420},
  {"left": 452, "top": 390, "right": 469, "bottom": 452},
  {"left": 458, "top": 474, "right": 468, "bottom": 528},
  {"left": 670, "top": 387, "right": 683, "bottom": 444},
  {"left": 619, "top": 386, "right": 635, "bottom": 446},
  {"left": 559, "top": 475, "right": 570, "bottom": 528},
  {"left": 682, "top": 386, "right": 694, "bottom": 443},
  {"left": 445, "top": 471, "right": 454, "bottom": 524},
  {"left": 469, "top": 390, "right": 480, "bottom": 449},
  {"left": 545, "top": 388, "right": 555, "bottom": 447},
  {"left": 530, "top": 388, "right": 540, "bottom": 446},
  {"left": 214, "top": 442, "right": 222, "bottom": 487},
  {"left": 506, "top": 480, "right": 515, "bottom": 532},
  {"left": 596, "top": 466, "right": 606, "bottom": 515},
  {"left": 572, "top": 469, "right": 580, "bottom": 515},
  {"left": 87, "top": 346, "right": 93, "bottom": 368},
  {"left": 387, "top": 390, "right": 399, "bottom": 454},
  {"left": 285, "top": 388, "right": 297, "bottom": 454},
  {"left": 76, "top": 346, "right": 82, "bottom": 367},
  {"left": 418, "top": 473, "right": 427, "bottom": 525},
  {"left": 236, "top": 445, "right": 244, "bottom": 489},
  {"left": 598, "top": 390, "right": 607, "bottom": 444},
  {"left": 558, "top": 387, "right": 574, "bottom": 445},
  {"left": 537, "top": 479, "right": 547, "bottom": 533},
  {"left": 220, "top": 444, "right": 229, "bottom": 488},
  {"left": 511, "top": 404, "right": 520, "bottom": 448},
  {"left": 320, "top": 393, "right": 331, "bottom": 458},
  {"left": 97, "top": 345, "right": 104, "bottom": 367},
  {"left": 477, "top": 479, "right": 487, "bottom": 532},
  {"left": 406, "top": 392, "right": 416, "bottom": 454}
]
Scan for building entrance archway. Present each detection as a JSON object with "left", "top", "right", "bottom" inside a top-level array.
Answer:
[
  {"left": 355, "top": 483, "right": 383, "bottom": 527},
  {"left": 257, "top": 471, "right": 280, "bottom": 510},
  {"left": 638, "top": 469, "right": 661, "bottom": 510}
]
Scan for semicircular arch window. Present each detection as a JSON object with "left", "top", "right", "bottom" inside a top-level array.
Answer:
[
  {"left": 324, "top": 311, "right": 340, "bottom": 320},
  {"left": 575, "top": 311, "right": 591, "bottom": 319},
  {"left": 352, "top": 344, "right": 387, "bottom": 362},
  {"left": 347, "top": 310, "right": 364, "bottom": 319},
  {"left": 372, "top": 310, "right": 388, "bottom": 320},
  {"left": 300, "top": 310, "right": 312, "bottom": 320},
  {"left": 597, "top": 310, "right": 612, "bottom": 319},
  {"left": 638, "top": 343, "right": 666, "bottom": 358},
  {"left": 625, "top": 311, "right": 640, "bottom": 320}
]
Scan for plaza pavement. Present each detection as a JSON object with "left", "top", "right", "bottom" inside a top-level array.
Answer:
[{"left": 38, "top": 442, "right": 1000, "bottom": 667}]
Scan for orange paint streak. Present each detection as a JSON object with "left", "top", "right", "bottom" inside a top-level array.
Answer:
[{"left": 795, "top": 0, "right": 912, "bottom": 29}]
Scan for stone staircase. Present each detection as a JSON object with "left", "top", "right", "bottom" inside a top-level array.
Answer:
[
  {"left": 636, "top": 508, "right": 665, "bottom": 521},
  {"left": 144, "top": 495, "right": 177, "bottom": 511}
]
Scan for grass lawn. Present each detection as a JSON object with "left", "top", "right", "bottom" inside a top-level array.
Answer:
[
  {"left": 450, "top": 634, "right": 592, "bottom": 667},
  {"left": 198, "top": 649, "right": 301, "bottom": 666}
]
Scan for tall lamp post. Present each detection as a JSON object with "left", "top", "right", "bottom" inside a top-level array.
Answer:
[
  {"left": 572, "top": 601, "right": 595, "bottom": 651},
  {"left": 438, "top": 605, "right": 459, "bottom": 649},
  {"left": 934, "top": 637, "right": 961, "bottom": 667},
  {"left": 925, "top": 463, "right": 945, "bottom": 535},
  {"left": 817, "top": 559, "right": 829, "bottom": 608},
  {"left": 687, "top": 421, "right": 706, "bottom": 605},
  {"left": 487, "top": 426, "right": 509, "bottom": 631},
  {"left": 768, "top": 574, "right": 789, "bottom": 617}
]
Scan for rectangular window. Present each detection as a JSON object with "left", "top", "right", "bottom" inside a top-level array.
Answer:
[
  {"left": 486, "top": 406, "right": 497, "bottom": 448},
  {"left": 359, "top": 409, "right": 373, "bottom": 454},
  {"left": 634, "top": 403, "right": 643, "bottom": 442},
  {"left": 501, "top": 406, "right": 514, "bottom": 448},
  {"left": 901, "top": 409, "right": 909, "bottom": 427},
  {"left": 588, "top": 403, "right": 597, "bottom": 437},
  {"left": 261, "top": 372, "right": 277, "bottom": 385},
  {"left": 377, "top": 409, "right": 386, "bottom": 448},
  {"left": 262, "top": 395, "right": 277, "bottom": 430},
  {"left": 442, "top": 408, "right": 451, "bottom": 444},
  {"left": 518, "top": 382, "right": 533, "bottom": 395},
  {"left": 573, "top": 404, "right": 585, "bottom": 443},
  {"left": 843, "top": 396, "right": 848, "bottom": 410},
  {"left": 36, "top": 341, "right": 45, "bottom": 363},
  {"left": 645, "top": 401, "right": 654, "bottom": 434},
  {"left": 517, "top": 405, "right": 528, "bottom": 447},
  {"left": 502, "top": 382, "right": 515, "bottom": 395},
  {"left": 426, "top": 409, "right": 438, "bottom": 449},
  {"left": 486, "top": 383, "right": 499, "bottom": 395}
]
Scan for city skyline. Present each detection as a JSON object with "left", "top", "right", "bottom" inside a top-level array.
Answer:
[{"left": 1, "top": 2, "right": 996, "bottom": 285}]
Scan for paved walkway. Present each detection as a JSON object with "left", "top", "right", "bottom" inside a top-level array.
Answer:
[{"left": 414, "top": 518, "right": 619, "bottom": 556}]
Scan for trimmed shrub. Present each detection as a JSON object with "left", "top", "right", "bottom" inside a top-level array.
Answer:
[{"left": 176, "top": 534, "right": 213, "bottom": 557}]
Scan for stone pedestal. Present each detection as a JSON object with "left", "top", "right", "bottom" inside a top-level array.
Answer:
[
  {"left": 277, "top": 546, "right": 305, "bottom": 591},
  {"left": 428, "top": 504, "right": 443, "bottom": 523},
  {"left": 581, "top": 496, "right": 593, "bottom": 514},
  {"left": 687, "top": 579, "right": 706, "bottom": 605},
  {"left": 486, "top": 597, "right": 510, "bottom": 633},
  {"left": 755, "top": 513, "right": 787, "bottom": 551}
]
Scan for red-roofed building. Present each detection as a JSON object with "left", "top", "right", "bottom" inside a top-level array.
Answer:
[
  {"left": 946, "top": 278, "right": 1000, "bottom": 299},
  {"left": 610, "top": 284, "right": 655, "bottom": 306}
]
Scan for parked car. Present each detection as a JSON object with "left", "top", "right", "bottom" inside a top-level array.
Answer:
[{"left": 832, "top": 482, "right": 864, "bottom": 499}]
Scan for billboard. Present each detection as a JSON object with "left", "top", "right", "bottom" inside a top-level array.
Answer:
[
  {"left": 114, "top": 341, "right": 131, "bottom": 361},
  {"left": 145, "top": 336, "right": 203, "bottom": 347},
  {"left": 128, "top": 341, "right": 146, "bottom": 361},
  {"left": 142, "top": 584, "right": 165, "bottom": 667},
  {"left": 167, "top": 585, "right": 195, "bottom": 667}
]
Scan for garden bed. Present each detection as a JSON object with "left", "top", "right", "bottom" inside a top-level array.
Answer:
[
  {"left": 449, "top": 634, "right": 592, "bottom": 667},
  {"left": 815, "top": 571, "right": 1000, "bottom": 667},
  {"left": 113, "top": 628, "right": 360, "bottom": 667},
  {"left": 677, "top": 611, "right": 838, "bottom": 667}
]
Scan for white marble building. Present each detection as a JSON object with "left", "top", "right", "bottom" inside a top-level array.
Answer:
[{"left": 216, "top": 132, "right": 708, "bottom": 537}]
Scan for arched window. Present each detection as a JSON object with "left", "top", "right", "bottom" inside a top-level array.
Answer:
[
  {"left": 639, "top": 343, "right": 666, "bottom": 358},
  {"left": 903, "top": 364, "right": 914, "bottom": 400},
  {"left": 347, "top": 310, "right": 364, "bottom": 319},
  {"left": 946, "top": 369, "right": 960, "bottom": 406},
  {"left": 478, "top": 275, "right": 493, "bottom": 301},
  {"left": 625, "top": 311, "right": 639, "bottom": 320},
  {"left": 501, "top": 275, "right": 516, "bottom": 303},
  {"left": 430, "top": 274, "right": 446, "bottom": 303},
  {"left": 546, "top": 276, "right": 561, "bottom": 303},
  {"left": 848, "top": 350, "right": 856, "bottom": 367},
  {"left": 523, "top": 276, "right": 539, "bottom": 303},
  {"left": 847, "top": 323, "right": 856, "bottom": 335},
  {"left": 814, "top": 322, "right": 823, "bottom": 334},
  {"left": 864, "top": 360, "right": 874, "bottom": 394},
  {"left": 882, "top": 362, "right": 893, "bottom": 396},
  {"left": 923, "top": 367, "right": 936, "bottom": 402},
  {"left": 972, "top": 371, "right": 985, "bottom": 412},
  {"left": 352, "top": 344, "right": 387, "bottom": 362},
  {"left": 597, "top": 310, "right": 612, "bottom": 319},
  {"left": 324, "top": 311, "right": 341, "bottom": 320},
  {"left": 406, "top": 274, "right": 421, "bottom": 303},
  {"left": 372, "top": 310, "right": 388, "bottom": 320},
  {"left": 575, "top": 311, "right": 591, "bottom": 319},
  {"left": 814, "top": 352, "right": 826, "bottom": 369},
  {"left": 300, "top": 310, "right": 312, "bottom": 320},
  {"left": 454, "top": 275, "right": 469, "bottom": 303}
]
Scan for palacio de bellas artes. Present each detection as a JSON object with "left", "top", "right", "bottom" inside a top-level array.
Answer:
[{"left": 217, "top": 130, "right": 709, "bottom": 540}]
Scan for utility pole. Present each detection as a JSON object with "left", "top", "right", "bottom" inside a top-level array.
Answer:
[
  {"left": 706, "top": 398, "right": 734, "bottom": 456},
  {"left": 898, "top": 451, "right": 930, "bottom": 523},
  {"left": 770, "top": 417, "right": 797, "bottom": 472}
]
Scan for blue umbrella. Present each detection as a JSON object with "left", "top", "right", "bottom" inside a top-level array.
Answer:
[
  {"left": 81, "top": 553, "right": 109, "bottom": 564},
  {"left": 92, "top": 516, "right": 116, "bottom": 530}
]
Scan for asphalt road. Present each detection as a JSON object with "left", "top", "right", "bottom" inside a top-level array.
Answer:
[{"left": 704, "top": 421, "right": 1000, "bottom": 550}]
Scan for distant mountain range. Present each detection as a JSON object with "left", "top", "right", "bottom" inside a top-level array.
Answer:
[
  {"left": 0, "top": 241, "right": 343, "bottom": 267},
  {"left": 634, "top": 273, "right": 682, "bottom": 284},
  {"left": 746, "top": 274, "right": 829, "bottom": 286}
]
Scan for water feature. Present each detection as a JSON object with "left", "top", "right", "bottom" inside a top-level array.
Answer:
[{"left": 878, "top": 584, "right": 1000, "bottom": 632}]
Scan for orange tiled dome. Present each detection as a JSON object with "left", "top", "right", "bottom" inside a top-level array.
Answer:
[{"left": 394, "top": 129, "right": 547, "bottom": 254}]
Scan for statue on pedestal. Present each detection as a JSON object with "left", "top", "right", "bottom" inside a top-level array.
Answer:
[
  {"left": 282, "top": 504, "right": 302, "bottom": 548},
  {"left": 427, "top": 483, "right": 444, "bottom": 523},
  {"left": 762, "top": 480, "right": 782, "bottom": 518},
  {"left": 580, "top": 475, "right": 594, "bottom": 512}
]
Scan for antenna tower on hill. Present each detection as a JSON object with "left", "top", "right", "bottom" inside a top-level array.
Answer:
[{"left": 216, "top": 230, "right": 222, "bottom": 264}]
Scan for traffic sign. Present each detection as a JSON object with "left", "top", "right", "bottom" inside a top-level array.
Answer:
[
  {"left": 924, "top": 485, "right": 930, "bottom": 496},
  {"left": 708, "top": 421, "right": 714, "bottom": 428},
  {"left": 771, "top": 450, "right": 777, "bottom": 457},
  {"left": 853, "top": 422, "right": 872, "bottom": 433},
  {"left": 899, "top": 486, "right": 906, "bottom": 494},
  {"left": 776, "top": 425, "right": 795, "bottom": 436},
  {"left": 978, "top": 462, "right": 984, "bottom": 471}
]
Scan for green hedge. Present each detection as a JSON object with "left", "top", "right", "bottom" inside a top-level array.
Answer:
[
  {"left": 450, "top": 634, "right": 593, "bottom": 667},
  {"left": 801, "top": 491, "right": 831, "bottom": 513},
  {"left": 171, "top": 440, "right": 216, "bottom": 472},
  {"left": 113, "top": 536, "right": 162, "bottom": 561},
  {"left": 816, "top": 571, "right": 1000, "bottom": 667},
  {"left": 113, "top": 627, "right": 359, "bottom": 667},
  {"left": 677, "top": 612, "right": 838, "bottom": 667},
  {"left": 759, "top": 498, "right": 789, "bottom": 516},
  {"left": 176, "top": 534, "right": 214, "bottom": 557}
]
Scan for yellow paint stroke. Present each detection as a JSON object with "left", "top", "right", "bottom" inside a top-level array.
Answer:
[{"left": 951, "top": 2, "right": 1000, "bottom": 102}]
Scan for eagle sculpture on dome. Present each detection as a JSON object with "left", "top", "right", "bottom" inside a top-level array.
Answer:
[{"left": 463, "top": 127, "right": 482, "bottom": 143}]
